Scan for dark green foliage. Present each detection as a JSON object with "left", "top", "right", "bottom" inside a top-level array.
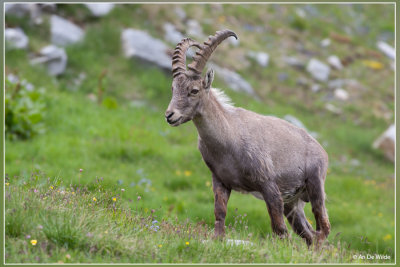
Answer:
[{"left": 5, "top": 76, "right": 46, "bottom": 140}]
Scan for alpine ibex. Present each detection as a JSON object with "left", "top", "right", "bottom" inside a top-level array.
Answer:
[{"left": 165, "top": 30, "right": 330, "bottom": 246}]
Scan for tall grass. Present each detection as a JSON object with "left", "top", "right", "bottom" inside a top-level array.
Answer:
[{"left": 5, "top": 173, "right": 379, "bottom": 264}]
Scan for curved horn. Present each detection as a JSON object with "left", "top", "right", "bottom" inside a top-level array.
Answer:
[
  {"left": 172, "top": 38, "right": 201, "bottom": 78},
  {"left": 187, "top": 30, "right": 238, "bottom": 75}
]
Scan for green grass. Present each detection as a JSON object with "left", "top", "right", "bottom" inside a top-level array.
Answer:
[
  {"left": 5, "top": 174, "right": 383, "bottom": 263},
  {"left": 5, "top": 3, "right": 395, "bottom": 263}
]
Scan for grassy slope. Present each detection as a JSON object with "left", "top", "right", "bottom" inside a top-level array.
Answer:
[
  {"left": 6, "top": 175, "right": 365, "bottom": 264},
  {"left": 5, "top": 3, "right": 395, "bottom": 263}
]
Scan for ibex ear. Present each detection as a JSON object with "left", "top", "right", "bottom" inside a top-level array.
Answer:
[{"left": 203, "top": 68, "right": 214, "bottom": 91}]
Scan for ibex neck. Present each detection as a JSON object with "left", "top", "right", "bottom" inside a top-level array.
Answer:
[{"left": 193, "top": 92, "right": 234, "bottom": 147}]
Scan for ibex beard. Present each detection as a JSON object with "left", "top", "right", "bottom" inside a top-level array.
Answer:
[{"left": 165, "top": 30, "right": 330, "bottom": 247}]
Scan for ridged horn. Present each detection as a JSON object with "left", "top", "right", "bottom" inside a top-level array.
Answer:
[
  {"left": 172, "top": 38, "right": 201, "bottom": 78},
  {"left": 187, "top": 30, "right": 238, "bottom": 75}
]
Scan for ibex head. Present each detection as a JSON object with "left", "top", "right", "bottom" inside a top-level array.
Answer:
[{"left": 165, "top": 30, "right": 238, "bottom": 126}]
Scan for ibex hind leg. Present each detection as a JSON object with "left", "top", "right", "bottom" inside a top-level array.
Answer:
[
  {"left": 261, "top": 183, "right": 288, "bottom": 238},
  {"left": 306, "top": 166, "right": 331, "bottom": 246},
  {"left": 284, "top": 200, "right": 315, "bottom": 246}
]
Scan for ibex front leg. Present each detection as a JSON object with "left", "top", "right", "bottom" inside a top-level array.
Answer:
[{"left": 212, "top": 175, "right": 231, "bottom": 238}]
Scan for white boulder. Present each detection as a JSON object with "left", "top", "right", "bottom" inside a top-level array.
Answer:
[
  {"left": 327, "top": 55, "right": 343, "bottom": 70},
  {"left": 373, "top": 124, "right": 395, "bottom": 162},
  {"left": 248, "top": 51, "right": 269, "bottom": 67},
  {"left": 30, "top": 45, "right": 67, "bottom": 76},
  {"left": 5, "top": 28, "right": 29, "bottom": 49},
  {"left": 84, "top": 3, "right": 115, "bottom": 17},
  {"left": 334, "top": 88, "right": 349, "bottom": 101},
  {"left": 186, "top": 19, "right": 204, "bottom": 38},
  {"left": 284, "top": 115, "right": 319, "bottom": 138},
  {"left": 209, "top": 63, "right": 256, "bottom": 98},
  {"left": 121, "top": 28, "right": 171, "bottom": 71},
  {"left": 163, "top": 23, "right": 184, "bottom": 44},
  {"left": 377, "top": 41, "right": 395, "bottom": 60},
  {"left": 306, "top": 58, "right": 330, "bottom": 82},
  {"left": 51, "top": 15, "right": 85, "bottom": 46}
]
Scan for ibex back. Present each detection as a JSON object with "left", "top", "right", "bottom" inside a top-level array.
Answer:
[{"left": 165, "top": 30, "right": 330, "bottom": 246}]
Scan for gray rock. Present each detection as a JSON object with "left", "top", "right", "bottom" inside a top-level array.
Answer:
[
  {"left": 248, "top": 51, "right": 269, "bottom": 67},
  {"left": 310, "top": 83, "right": 321, "bottom": 92},
  {"left": 320, "top": 38, "right": 331, "bottom": 47},
  {"left": 40, "top": 3, "right": 57, "bottom": 13},
  {"left": 283, "top": 115, "right": 318, "bottom": 139},
  {"left": 296, "top": 76, "right": 309, "bottom": 86},
  {"left": 325, "top": 103, "right": 342, "bottom": 114},
  {"left": 295, "top": 8, "right": 306, "bottom": 18},
  {"left": 334, "top": 88, "right": 349, "bottom": 101},
  {"left": 328, "top": 79, "right": 365, "bottom": 91},
  {"left": 5, "top": 3, "right": 31, "bottom": 17},
  {"left": 283, "top": 56, "right": 305, "bottom": 69},
  {"left": 377, "top": 41, "right": 395, "bottom": 60},
  {"left": 228, "top": 37, "right": 240, "bottom": 47},
  {"left": 51, "top": 15, "right": 85, "bottom": 46},
  {"left": 327, "top": 79, "right": 345, "bottom": 89},
  {"left": 306, "top": 58, "right": 330, "bottom": 82},
  {"left": 5, "top": 3, "right": 44, "bottom": 24},
  {"left": 30, "top": 45, "right": 67, "bottom": 76},
  {"left": 163, "top": 23, "right": 184, "bottom": 44},
  {"left": 84, "top": 3, "right": 115, "bottom": 17},
  {"left": 121, "top": 28, "right": 171, "bottom": 71},
  {"left": 327, "top": 55, "right": 343, "bottom": 70},
  {"left": 278, "top": 72, "right": 288, "bottom": 82},
  {"left": 186, "top": 19, "right": 204, "bottom": 38},
  {"left": 209, "top": 63, "right": 256, "bottom": 98},
  {"left": 5, "top": 28, "right": 29, "bottom": 49},
  {"left": 373, "top": 124, "right": 395, "bottom": 162},
  {"left": 174, "top": 6, "right": 186, "bottom": 21}
]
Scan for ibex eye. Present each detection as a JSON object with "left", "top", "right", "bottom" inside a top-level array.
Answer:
[{"left": 191, "top": 89, "right": 199, "bottom": 95}]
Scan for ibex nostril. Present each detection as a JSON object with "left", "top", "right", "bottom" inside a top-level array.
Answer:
[{"left": 166, "top": 112, "right": 174, "bottom": 119}]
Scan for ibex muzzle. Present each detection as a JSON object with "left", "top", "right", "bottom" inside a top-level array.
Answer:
[{"left": 166, "top": 30, "right": 330, "bottom": 247}]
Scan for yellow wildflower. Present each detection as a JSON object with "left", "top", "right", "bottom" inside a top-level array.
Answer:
[
  {"left": 104, "top": 230, "right": 108, "bottom": 234},
  {"left": 30, "top": 239, "right": 38, "bottom": 246},
  {"left": 49, "top": 186, "right": 54, "bottom": 190},
  {"left": 112, "top": 197, "right": 117, "bottom": 202},
  {"left": 383, "top": 234, "right": 392, "bottom": 241},
  {"left": 362, "top": 60, "right": 384, "bottom": 70},
  {"left": 184, "top": 170, "right": 192, "bottom": 177},
  {"left": 218, "top": 16, "right": 226, "bottom": 23},
  {"left": 5, "top": 182, "right": 9, "bottom": 186},
  {"left": 185, "top": 241, "right": 190, "bottom": 245},
  {"left": 71, "top": 192, "right": 75, "bottom": 195},
  {"left": 93, "top": 197, "right": 97, "bottom": 202},
  {"left": 307, "top": 218, "right": 313, "bottom": 225},
  {"left": 158, "top": 244, "right": 163, "bottom": 248},
  {"left": 205, "top": 181, "right": 211, "bottom": 187}
]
